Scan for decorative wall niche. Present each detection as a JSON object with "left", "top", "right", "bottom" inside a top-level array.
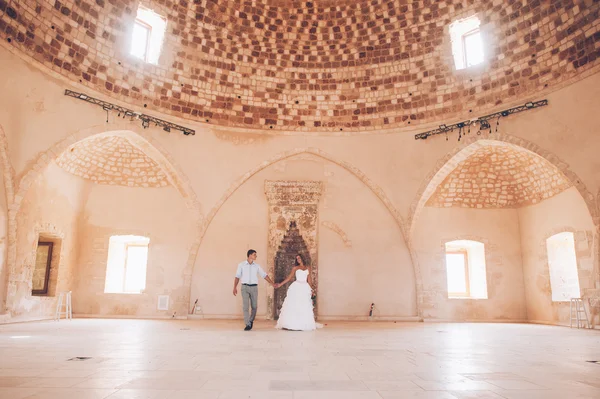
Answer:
[
  {"left": 274, "top": 221, "right": 312, "bottom": 319},
  {"left": 265, "top": 180, "right": 322, "bottom": 320}
]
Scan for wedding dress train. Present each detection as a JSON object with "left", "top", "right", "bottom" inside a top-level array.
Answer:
[{"left": 275, "top": 268, "right": 322, "bottom": 331}]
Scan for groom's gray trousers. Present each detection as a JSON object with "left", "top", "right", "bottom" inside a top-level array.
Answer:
[{"left": 241, "top": 284, "right": 258, "bottom": 325}]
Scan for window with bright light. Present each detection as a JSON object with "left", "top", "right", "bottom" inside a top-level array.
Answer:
[
  {"left": 450, "top": 16, "right": 484, "bottom": 70},
  {"left": 446, "top": 251, "right": 469, "bottom": 297},
  {"left": 104, "top": 235, "right": 150, "bottom": 294},
  {"left": 445, "top": 240, "right": 488, "bottom": 299},
  {"left": 130, "top": 6, "right": 166, "bottom": 64},
  {"left": 547, "top": 232, "right": 581, "bottom": 302},
  {"left": 131, "top": 21, "right": 151, "bottom": 61}
]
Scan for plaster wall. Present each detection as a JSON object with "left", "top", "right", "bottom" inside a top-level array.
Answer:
[
  {"left": 9, "top": 162, "right": 86, "bottom": 320},
  {"left": 191, "top": 155, "right": 416, "bottom": 320},
  {"left": 518, "top": 187, "right": 597, "bottom": 324},
  {"left": 1, "top": 45, "right": 599, "bottom": 322},
  {"left": 73, "top": 184, "right": 196, "bottom": 318},
  {"left": 412, "top": 207, "right": 526, "bottom": 321}
]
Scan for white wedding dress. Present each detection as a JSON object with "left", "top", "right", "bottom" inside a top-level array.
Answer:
[{"left": 276, "top": 268, "right": 322, "bottom": 331}]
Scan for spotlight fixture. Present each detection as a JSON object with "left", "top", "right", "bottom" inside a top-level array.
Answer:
[
  {"left": 414, "top": 99, "right": 548, "bottom": 140},
  {"left": 64, "top": 89, "right": 195, "bottom": 136}
]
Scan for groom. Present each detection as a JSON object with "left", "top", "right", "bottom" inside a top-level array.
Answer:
[{"left": 233, "top": 249, "right": 275, "bottom": 331}]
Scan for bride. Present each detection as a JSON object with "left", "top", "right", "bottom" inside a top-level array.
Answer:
[{"left": 274, "top": 254, "right": 321, "bottom": 331}]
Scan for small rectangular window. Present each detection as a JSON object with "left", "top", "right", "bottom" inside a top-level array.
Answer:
[
  {"left": 463, "top": 29, "right": 484, "bottom": 68},
  {"left": 445, "top": 240, "right": 488, "bottom": 299},
  {"left": 446, "top": 251, "right": 469, "bottom": 297},
  {"left": 104, "top": 235, "right": 150, "bottom": 294},
  {"left": 450, "top": 16, "right": 484, "bottom": 70},
  {"left": 123, "top": 244, "right": 149, "bottom": 293},
  {"left": 32, "top": 242, "right": 53, "bottom": 296},
  {"left": 130, "top": 20, "right": 151, "bottom": 62},
  {"left": 547, "top": 232, "right": 581, "bottom": 302},
  {"left": 130, "top": 6, "right": 167, "bottom": 64}
]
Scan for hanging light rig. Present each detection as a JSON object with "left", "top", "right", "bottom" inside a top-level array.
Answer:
[
  {"left": 64, "top": 89, "right": 196, "bottom": 136},
  {"left": 414, "top": 100, "right": 548, "bottom": 141}
]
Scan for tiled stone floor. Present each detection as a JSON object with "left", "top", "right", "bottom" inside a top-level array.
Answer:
[{"left": 0, "top": 319, "right": 599, "bottom": 398}]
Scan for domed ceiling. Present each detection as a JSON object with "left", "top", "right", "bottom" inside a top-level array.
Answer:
[
  {"left": 426, "top": 146, "right": 572, "bottom": 209},
  {"left": 1, "top": 0, "right": 598, "bottom": 132},
  {"left": 56, "top": 135, "right": 170, "bottom": 188}
]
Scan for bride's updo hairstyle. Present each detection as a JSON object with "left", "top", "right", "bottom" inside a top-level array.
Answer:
[{"left": 294, "top": 253, "right": 307, "bottom": 267}]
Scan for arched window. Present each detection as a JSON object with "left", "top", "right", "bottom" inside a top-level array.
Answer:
[
  {"left": 104, "top": 235, "right": 150, "bottom": 294},
  {"left": 546, "top": 232, "right": 580, "bottom": 301},
  {"left": 445, "top": 240, "right": 488, "bottom": 299}
]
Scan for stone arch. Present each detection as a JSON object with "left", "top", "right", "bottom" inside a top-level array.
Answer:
[
  {"left": 195, "top": 147, "right": 419, "bottom": 315},
  {"left": 15, "top": 126, "right": 201, "bottom": 217},
  {"left": 407, "top": 133, "right": 598, "bottom": 240},
  {"left": 0, "top": 125, "right": 15, "bottom": 311},
  {"left": 4, "top": 123, "right": 203, "bottom": 316},
  {"left": 200, "top": 147, "right": 405, "bottom": 242},
  {"left": 407, "top": 133, "right": 599, "bottom": 315},
  {"left": 597, "top": 188, "right": 600, "bottom": 285},
  {"left": 0, "top": 125, "right": 15, "bottom": 205}
]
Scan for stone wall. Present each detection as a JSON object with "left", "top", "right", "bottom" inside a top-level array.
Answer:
[
  {"left": 426, "top": 145, "right": 572, "bottom": 209},
  {"left": 0, "top": 1, "right": 599, "bottom": 132},
  {"left": 8, "top": 162, "right": 86, "bottom": 320},
  {"left": 265, "top": 180, "right": 321, "bottom": 319},
  {"left": 0, "top": 158, "right": 7, "bottom": 313},
  {"left": 55, "top": 134, "right": 170, "bottom": 188}
]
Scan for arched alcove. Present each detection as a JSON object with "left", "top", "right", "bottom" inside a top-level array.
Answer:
[
  {"left": 409, "top": 136, "right": 597, "bottom": 323},
  {"left": 5, "top": 129, "right": 201, "bottom": 320},
  {"left": 191, "top": 151, "right": 416, "bottom": 321}
]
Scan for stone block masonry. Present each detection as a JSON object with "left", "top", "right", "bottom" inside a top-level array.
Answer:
[{"left": 0, "top": 0, "right": 598, "bottom": 132}]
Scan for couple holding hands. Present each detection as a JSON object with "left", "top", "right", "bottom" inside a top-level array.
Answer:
[{"left": 232, "top": 249, "right": 320, "bottom": 331}]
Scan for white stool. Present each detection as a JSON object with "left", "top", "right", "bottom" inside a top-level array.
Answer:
[{"left": 55, "top": 291, "right": 72, "bottom": 321}]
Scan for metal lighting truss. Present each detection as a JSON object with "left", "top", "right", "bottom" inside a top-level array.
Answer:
[
  {"left": 414, "top": 99, "right": 548, "bottom": 140},
  {"left": 64, "top": 89, "right": 195, "bottom": 136}
]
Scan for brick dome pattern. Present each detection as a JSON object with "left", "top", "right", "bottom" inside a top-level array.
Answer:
[
  {"left": 426, "top": 146, "right": 572, "bottom": 209},
  {"left": 1, "top": 0, "right": 599, "bottom": 132},
  {"left": 56, "top": 135, "right": 170, "bottom": 187}
]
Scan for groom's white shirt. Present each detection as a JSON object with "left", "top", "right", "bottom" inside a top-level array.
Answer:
[{"left": 236, "top": 261, "right": 267, "bottom": 285}]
